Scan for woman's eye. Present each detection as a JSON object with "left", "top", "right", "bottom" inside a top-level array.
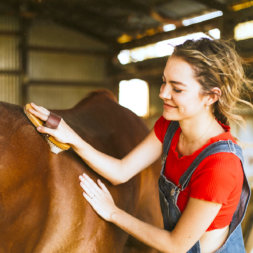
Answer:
[{"left": 173, "top": 88, "right": 182, "bottom": 93}]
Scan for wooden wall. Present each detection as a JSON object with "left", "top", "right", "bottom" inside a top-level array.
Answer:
[{"left": 0, "top": 15, "right": 113, "bottom": 109}]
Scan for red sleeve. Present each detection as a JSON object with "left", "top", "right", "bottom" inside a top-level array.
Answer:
[
  {"left": 154, "top": 116, "right": 171, "bottom": 143},
  {"left": 189, "top": 153, "right": 243, "bottom": 205}
]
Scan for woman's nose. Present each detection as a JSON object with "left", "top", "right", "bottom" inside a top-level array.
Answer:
[{"left": 159, "top": 83, "right": 172, "bottom": 100}]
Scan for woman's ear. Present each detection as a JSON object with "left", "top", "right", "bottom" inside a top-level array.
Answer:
[{"left": 206, "top": 87, "right": 222, "bottom": 106}]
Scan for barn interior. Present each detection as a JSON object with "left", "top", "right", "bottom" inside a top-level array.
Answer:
[{"left": 0, "top": 0, "right": 253, "bottom": 251}]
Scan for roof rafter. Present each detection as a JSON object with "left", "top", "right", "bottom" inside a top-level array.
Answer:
[
  {"left": 194, "top": 0, "right": 229, "bottom": 12},
  {"left": 119, "top": 16, "right": 223, "bottom": 50}
]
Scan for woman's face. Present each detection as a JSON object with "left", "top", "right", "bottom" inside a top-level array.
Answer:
[{"left": 159, "top": 56, "right": 208, "bottom": 121}]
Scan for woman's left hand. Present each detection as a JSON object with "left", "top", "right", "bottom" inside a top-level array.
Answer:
[{"left": 79, "top": 173, "right": 118, "bottom": 221}]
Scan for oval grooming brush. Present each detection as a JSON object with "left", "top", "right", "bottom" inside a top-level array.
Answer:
[{"left": 24, "top": 104, "right": 71, "bottom": 154}]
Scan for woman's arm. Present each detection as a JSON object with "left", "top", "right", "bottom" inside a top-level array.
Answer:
[
  {"left": 28, "top": 103, "right": 162, "bottom": 185},
  {"left": 80, "top": 174, "right": 222, "bottom": 253},
  {"left": 72, "top": 129, "right": 162, "bottom": 185},
  {"left": 112, "top": 198, "right": 221, "bottom": 253}
]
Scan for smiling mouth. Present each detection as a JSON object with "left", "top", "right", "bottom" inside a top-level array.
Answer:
[{"left": 164, "top": 103, "right": 177, "bottom": 108}]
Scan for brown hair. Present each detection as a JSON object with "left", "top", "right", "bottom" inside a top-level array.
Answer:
[{"left": 172, "top": 38, "right": 253, "bottom": 126}]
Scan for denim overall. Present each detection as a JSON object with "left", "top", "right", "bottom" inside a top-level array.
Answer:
[{"left": 158, "top": 121, "right": 251, "bottom": 253}]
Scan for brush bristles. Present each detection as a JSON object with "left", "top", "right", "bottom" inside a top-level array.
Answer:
[{"left": 46, "top": 139, "right": 64, "bottom": 154}]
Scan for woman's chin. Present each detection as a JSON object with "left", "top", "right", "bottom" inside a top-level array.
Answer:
[{"left": 162, "top": 112, "right": 180, "bottom": 121}]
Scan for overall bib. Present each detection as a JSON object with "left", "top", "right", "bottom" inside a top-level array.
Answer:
[{"left": 158, "top": 121, "right": 251, "bottom": 253}]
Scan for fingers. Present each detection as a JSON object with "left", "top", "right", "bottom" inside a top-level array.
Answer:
[
  {"left": 31, "top": 102, "right": 50, "bottom": 115},
  {"left": 79, "top": 174, "right": 116, "bottom": 221},
  {"left": 37, "top": 125, "right": 56, "bottom": 136},
  {"left": 79, "top": 174, "right": 111, "bottom": 201},
  {"left": 82, "top": 192, "right": 93, "bottom": 204},
  {"left": 28, "top": 102, "right": 59, "bottom": 136},
  {"left": 79, "top": 174, "right": 100, "bottom": 198},
  {"left": 28, "top": 108, "right": 48, "bottom": 122},
  {"left": 97, "top": 179, "right": 111, "bottom": 195},
  {"left": 82, "top": 191, "right": 99, "bottom": 213},
  {"left": 29, "top": 102, "right": 50, "bottom": 121},
  {"left": 80, "top": 180, "right": 96, "bottom": 199}
]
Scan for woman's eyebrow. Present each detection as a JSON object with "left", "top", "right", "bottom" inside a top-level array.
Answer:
[
  {"left": 170, "top": 80, "right": 187, "bottom": 86},
  {"left": 162, "top": 75, "right": 187, "bottom": 87}
]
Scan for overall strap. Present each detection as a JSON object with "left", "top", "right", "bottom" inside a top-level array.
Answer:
[
  {"left": 179, "top": 140, "right": 244, "bottom": 190},
  {"left": 178, "top": 140, "right": 250, "bottom": 233},
  {"left": 162, "top": 121, "right": 179, "bottom": 167}
]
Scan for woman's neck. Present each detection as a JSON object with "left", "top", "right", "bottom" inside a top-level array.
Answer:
[{"left": 178, "top": 113, "right": 225, "bottom": 156}]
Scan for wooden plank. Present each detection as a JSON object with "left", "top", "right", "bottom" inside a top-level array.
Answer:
[
  {"left": 25, "top": 79, "right": 109, "bottom": 87},
  {"left": 28, "top": 46, "right": 110, "bottom": 57},
  {"left": 194, "top": 0, "right": 229, "bottom": 12},
  {"left": 119, "top": 17, "right": 223, "bottom": 50},
  {"left": 0, "top": 70, "right": 21, "bottom": 75},
  {"left": 0, "top": 30, "right": 20, "bottom": 36}
]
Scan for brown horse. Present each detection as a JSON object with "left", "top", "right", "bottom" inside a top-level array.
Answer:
[{"left": 0, "top": 90, "right": 163, "bottom": 253}]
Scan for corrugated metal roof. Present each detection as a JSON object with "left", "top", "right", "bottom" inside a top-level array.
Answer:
[{"left": 0, "top": 0, "right": 252, "bottom": 46}]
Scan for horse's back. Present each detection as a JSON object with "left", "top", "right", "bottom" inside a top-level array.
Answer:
[{"left": 0, "top": 91, "right": 162, "bottom": 253}]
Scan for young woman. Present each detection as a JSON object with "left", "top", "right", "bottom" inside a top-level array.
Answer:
[{"left": 29, "top": 38, "right": 252, "bottom": 253}]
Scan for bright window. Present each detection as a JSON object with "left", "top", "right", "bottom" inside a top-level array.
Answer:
[
  {"left": 234, "top": 20, "right": 253, "bottom": 41},
  {"left": 119, "top": 79, "right": 149, "bottom": 117}
]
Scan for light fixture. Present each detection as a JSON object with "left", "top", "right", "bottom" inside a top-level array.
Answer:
[
  {"left": 163, "top": 24, "right": 176, "bottom": 32},
  {"left": 182, "top": 11, "right": 223, "bottom": 26}
]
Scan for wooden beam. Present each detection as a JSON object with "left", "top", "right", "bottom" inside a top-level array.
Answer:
[
  {"left": 0, "top": 70, "right": 21, "bottom": 75},
  {"left": 25, "top": 79, "right": 109, "bottom": 87},
  {"left": 86, "top": 0, "right": 151, "bottom": 15},
  {"left": 28, "top": 45, "right": 110, "bottom": 57},
  {"left": 26, "top": 1, "right": 116, "bottom": 45},
  {"left": 0, "top": 30, "right": 20, "bottom": 36},
  {"left": 42, "top": 0, "right": 149, "bottom": 38},
  {"left": 233, "top": 6, "right": 253, "bottom": 21},
  {"left": 20, "top": 17, "right": 29, "bottom": 105},
  {"left": 194, "top": 0, "right": 229, "bottom": 12},
  {"left": 119, "top": 16, "right": 223, "bottom": 50},
  {"left": 53, "top": 17, "right": 116, "bottom": 46}
]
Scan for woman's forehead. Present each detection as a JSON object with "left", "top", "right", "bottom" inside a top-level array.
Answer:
[{"left": 163, "top": 56, "right": 196, "bottom": 82}]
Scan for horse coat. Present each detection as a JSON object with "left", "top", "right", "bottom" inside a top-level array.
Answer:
[{"left": 0, "top": 90, "right": 162, "bottom": 253}]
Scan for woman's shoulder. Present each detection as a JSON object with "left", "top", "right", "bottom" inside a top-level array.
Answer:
[
  {"left": 153, "top": 116, "right": 172, "bottom": 143},
  {"left": 193, "top": 127, "right": 244, "bottom": 183},
  {"left": 201, "top": 127, "right": 243, "bottom": 172},
  {"left": 200, "top": 151, "right": 242, "bottom": 170},
  {"left": 194, "top": 147, "right": 244, "bottom": 192},
  {"left": 190, "top": 150, "right": 243, "bottom": 201}
]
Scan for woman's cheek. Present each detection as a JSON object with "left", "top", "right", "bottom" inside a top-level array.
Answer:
[{"left": 179, "top": 106, "right": 185, "bottom": 113}]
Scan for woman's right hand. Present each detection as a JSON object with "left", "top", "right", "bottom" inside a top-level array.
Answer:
[{"left": 28, "top": 102, "right": 79, "bottom": 145}]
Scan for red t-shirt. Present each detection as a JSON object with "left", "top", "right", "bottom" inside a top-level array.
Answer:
[{"left": 154, "top": 116, "right": 243, "bottom": 231}]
